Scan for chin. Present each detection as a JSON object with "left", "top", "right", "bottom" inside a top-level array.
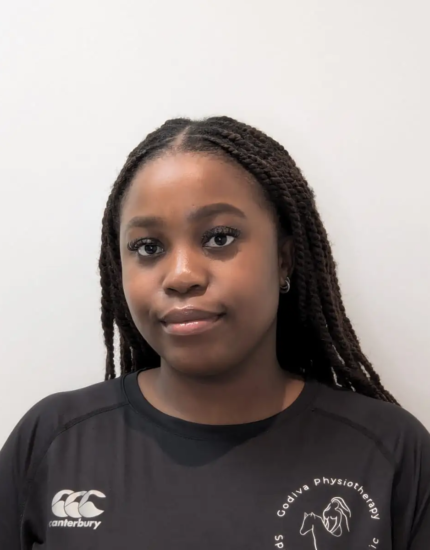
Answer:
[{"left": 163, "top": 352, "right": 236, "bottom": 379}]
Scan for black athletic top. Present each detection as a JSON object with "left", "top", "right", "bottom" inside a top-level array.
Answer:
[{"left": 0, "top": 368, "right": 429, "bottom": 549}]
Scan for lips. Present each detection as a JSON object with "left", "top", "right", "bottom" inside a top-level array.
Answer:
[
  {"left": 162, "top": 316, "right": 223, "bottom": 336},
  {"left": 160, "top": 307, "right": 223, "bottom": 325}
]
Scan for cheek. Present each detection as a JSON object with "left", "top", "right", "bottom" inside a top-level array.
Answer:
[
  {"left": 122, "top": 267, "right": 155, "bottom": 329},
  {"left": 222, "top": 241, "right": 280, "bottom": 324}
]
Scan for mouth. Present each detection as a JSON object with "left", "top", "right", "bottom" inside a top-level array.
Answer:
[{"left": 161, "top": 314, "right": 225, "bottom": 336}]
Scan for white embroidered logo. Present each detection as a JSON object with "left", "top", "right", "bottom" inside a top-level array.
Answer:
[
  {"left": 49, "top": 490, "right": 106, "bottom": 530},
  {"left": 274, "top": 478, "right": 381, "bottom": 549},
  {"left": 300, "top": 497, "right": 351, "bottom": 550}
]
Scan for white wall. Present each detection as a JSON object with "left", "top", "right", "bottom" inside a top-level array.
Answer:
[{"left": 0, "top": 0, "right": 429, "bottom": 444}]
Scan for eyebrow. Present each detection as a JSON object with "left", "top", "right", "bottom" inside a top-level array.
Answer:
[{"left": 124, "top": 203, "right": 247, "bottom": 232}]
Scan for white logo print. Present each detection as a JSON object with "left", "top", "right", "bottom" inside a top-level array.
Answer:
[
  {"left": 49, "top": 490, "right": 106, "bottom": 531},
  {"left": 300, "top": 497, "right": 351, "bottom": 550}
]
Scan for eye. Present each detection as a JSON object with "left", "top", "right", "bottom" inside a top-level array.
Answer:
[
  {"left": 127, "top": 239, "right": 164, "bottom": 257},
  {"left": 202, "top": 226, "right": 241, "bottom": 248}
]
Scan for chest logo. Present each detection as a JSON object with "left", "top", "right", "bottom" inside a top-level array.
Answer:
[
  {"left": 274, "top": 477, "right": 381, "bottom": 549},
  {"left": 49, "top": 490, "right": 106, "bottom": 531},
  {"left": 300, "top": 497, "right": 351, "bottom": 549}
]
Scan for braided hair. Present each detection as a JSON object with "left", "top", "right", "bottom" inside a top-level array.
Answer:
[{"left": 99, "top": 116, "right": 397, "bottom": 403}]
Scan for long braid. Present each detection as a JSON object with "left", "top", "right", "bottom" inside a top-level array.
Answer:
[
  {"left": 99, "top": 206, "right": 116, "bottom": 380},
  {"left": 98, "top": 116, "right": 397, "bottom": 403}
]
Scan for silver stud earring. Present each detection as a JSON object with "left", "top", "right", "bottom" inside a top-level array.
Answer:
[{"left": 280, "top": 276, "right": 291, "bottom": 294}]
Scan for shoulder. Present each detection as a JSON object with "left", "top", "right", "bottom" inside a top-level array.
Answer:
[
  {"left": 16, "top": 375, "right": 128, "bottom": 438},
  {"left": 0, "top": 375, "right": 128, "bottom": 481},
  {"left": 312, "top": 382, "right": 430, "bottom": 468}
]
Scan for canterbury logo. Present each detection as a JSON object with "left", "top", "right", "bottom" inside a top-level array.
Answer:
[{"left": 52, "top": 489, "right": 106, "bottom": 518}]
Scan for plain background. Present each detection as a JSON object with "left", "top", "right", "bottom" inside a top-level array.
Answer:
[{"left": 0, "top": 0, "right": 429, "bottom": 446}]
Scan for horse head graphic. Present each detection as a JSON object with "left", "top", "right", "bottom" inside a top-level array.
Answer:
[{"left": 300, "top": 497, "right": 351, "bottom": 550}]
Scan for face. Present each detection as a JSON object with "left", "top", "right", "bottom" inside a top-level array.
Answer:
[{"left": 119, "top": 152, "right": 293, "bottom": 378}]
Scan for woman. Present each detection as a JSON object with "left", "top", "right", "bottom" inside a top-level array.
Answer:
[{"left": 0, "top": 116, "right": 428, "bottom": 549}]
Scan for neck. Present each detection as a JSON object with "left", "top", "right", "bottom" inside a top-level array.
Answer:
[{"left": 138, "top": 338, "right": 304, "bottom": 425}]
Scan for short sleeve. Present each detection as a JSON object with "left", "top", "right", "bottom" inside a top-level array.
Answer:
[
  {"left": 0, "top": 395, "right": 59, "bottom": 549},
  {"left": 0, "top": 414, "right": 30, "bottom": 549},
  {"left": 391, "top": 412, "right": 430, "bottom": 549}
]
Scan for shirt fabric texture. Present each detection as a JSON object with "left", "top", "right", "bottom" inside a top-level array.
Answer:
[{"left": 0, "top": 369, "right": 429, "bottom": 549}]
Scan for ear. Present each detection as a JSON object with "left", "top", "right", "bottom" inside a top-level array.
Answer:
[{"left": 278, "top": 235, "right": 295, "bottom": 285}]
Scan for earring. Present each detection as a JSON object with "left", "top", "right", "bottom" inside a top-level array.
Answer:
[{"left": 280, "top": 276, "right": 291, "bottom": 294}]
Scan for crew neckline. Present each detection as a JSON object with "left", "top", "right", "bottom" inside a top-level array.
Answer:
[{"left": 123, "top": 368, "right": 320, "bottom": 441}]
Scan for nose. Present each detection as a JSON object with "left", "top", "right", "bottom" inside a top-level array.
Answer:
[{"left": 161, "top": 246, "right": 208, "bottom": 295}]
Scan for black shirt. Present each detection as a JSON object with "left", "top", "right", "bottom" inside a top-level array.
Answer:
[{"left": 0, "top": 369, "right": 429, "bottom": 549}]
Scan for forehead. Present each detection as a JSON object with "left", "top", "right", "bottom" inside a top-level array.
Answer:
[{"left": 120, "top": 152, "right": 271, "bottom": 225}]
